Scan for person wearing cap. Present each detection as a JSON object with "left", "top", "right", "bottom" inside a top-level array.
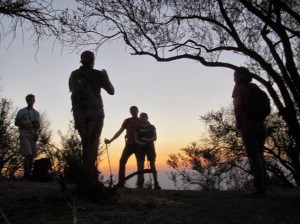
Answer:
[
  {"left": 232, "top": 66, "right": 267, "bottom": 194},
  {"left": 69, "top": 51, "right": 114, "bottom": 186}
]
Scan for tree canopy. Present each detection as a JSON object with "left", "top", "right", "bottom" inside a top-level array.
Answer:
[{"left": 0, "top": 0, "right": 58, "bottom": 46}]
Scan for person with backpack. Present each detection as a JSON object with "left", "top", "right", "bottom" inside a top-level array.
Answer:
[
  {"left": 105, "top": 106, "right": 142, "bottom": 188},
  {"left": 135, "top": 112, "right": 161, "bottom": 189},
  {"left": 69, "top": 51, "right": 114, "bottom": 189},
  {"left": 232, "top": 66, "right": 270, "bottom": 194},
  {"left": 15, "top": 94, "right": 41, "bottom": 180}
]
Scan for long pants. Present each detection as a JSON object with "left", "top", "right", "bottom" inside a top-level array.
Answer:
[
  {"left": 118, "top": 143, "right": 139, "bottom": 186},
  {"left": 240, "top": 122, "right": 267, "bottom": 193},
  {"left": 72, "top": 103, "right": 104, "bottom": 191}
]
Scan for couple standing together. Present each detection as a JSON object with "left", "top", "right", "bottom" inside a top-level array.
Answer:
[{"left": 105, "top": 106, "right": 161, "bottom": 189}]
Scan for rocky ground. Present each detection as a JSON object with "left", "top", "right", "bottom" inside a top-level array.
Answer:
[{"left": 1, "top": 180, "right": 300, "bottom": 224}]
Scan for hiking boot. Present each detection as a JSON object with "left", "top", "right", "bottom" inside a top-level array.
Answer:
[
  {"left": 154, "top": 184, "right": 161, "bottom": 190},
  {"left": 115, "top": 182, "right": 125, "bottom": 188},
  {"left": 22, "top": 174, "right": 32, "bottom": 181}
]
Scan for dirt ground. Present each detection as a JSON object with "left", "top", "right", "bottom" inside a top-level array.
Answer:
[{"left": 1, "top": 180, "right": 300, "bottom": 224}]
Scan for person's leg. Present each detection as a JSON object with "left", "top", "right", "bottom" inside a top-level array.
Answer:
[
  {"left": 23, "top": 155, "right": 32, "bottom": 178},
  {"left": 88, "top": 115, "right": 103, "bottom": 181},
  {"left": 136, "top": 146, "right": 145, "bottom": 188},
  {"left": 241, "top": 124, "right": 266, "bottom": 193},
  {"left": 118, "top": 144, "right": 133, "bottom": 186},
  {"left": 20, "top": 136, "right": 32, "bottom": 179},
  {"left": 147, "top": 144, "right": 161, "bottom": 189},
  {"left": 255, "top": 123, "right": 267, "bottom": 193},
  {"left": 29, "top": 138, "right": 38, "bottom": 176}
]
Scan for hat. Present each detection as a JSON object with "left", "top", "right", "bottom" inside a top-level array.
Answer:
[{"left": 80, "top": 51, "right": 95, "bottom": 63}]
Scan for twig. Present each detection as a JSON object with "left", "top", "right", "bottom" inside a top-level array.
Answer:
[
  {"left": 0, "top": 208, "right": 11, "bottom": 224},
  {"left": 62, "top": 189, "right": 78, "bottom": 224},
  {"left": 112, "top": 169, "right": 153, "bottom": 192}
]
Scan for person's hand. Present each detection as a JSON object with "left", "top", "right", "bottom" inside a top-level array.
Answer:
[
  {"left": 138, "top": 141, "right": 146, "bottom": 146},
  {"left": 142, "top": 137, "right": 152, "bottom": 142},
  {"left": 23, "top": 122, "right": 33, "bottom": 128},
  {"left": 104, "top": 138, "right": 110, "bottom": 144},
  {"left": 31, "top": 121, "right": 39, "bottom": 129}
]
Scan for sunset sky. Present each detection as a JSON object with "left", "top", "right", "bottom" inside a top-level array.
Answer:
[{"left": 0, "top": 2, "right": 238, "bottom": 187}]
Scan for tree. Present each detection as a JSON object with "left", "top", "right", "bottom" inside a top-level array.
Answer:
[
  {"left": 0, "top": 0, "right": 58, "bottom": 46},
  {"left": 167, "top": 143, "right": 252, "bottom": 190},
  {"left": 0, "top": 98, "right": 21, "bottom": 177},
  {"left": 60, "top": 0, "right": 300, "bottom": 176},
  {"left": 167, "top": 106, "right": 297, "bottom": 190}
]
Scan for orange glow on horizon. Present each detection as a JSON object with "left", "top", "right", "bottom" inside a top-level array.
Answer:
[
  {"left": 98, "top": 150, "right": 172, "bottom": 176},
  {"left": 97, "top": 138, "right": 188, "bottom": 176}
]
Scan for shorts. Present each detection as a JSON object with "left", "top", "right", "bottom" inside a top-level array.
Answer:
[
  {"left": 137, "top": 144, "right": 156, "bottom": 162},
  {"left": 19, "top": 136, "right": 38, "bottom": 157}
]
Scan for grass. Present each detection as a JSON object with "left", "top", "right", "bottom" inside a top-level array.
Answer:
[{"left": 1, "top": 179, "right": 300, "bottom": 224}]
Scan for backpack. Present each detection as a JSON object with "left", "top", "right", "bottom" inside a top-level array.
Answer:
[
  {"left": 70, "top": 70, "right": 95, "bottom": 108},
  {"left": 245, "top": 83, "right": 271, "bottom": 121},
  {"left": 31, "top": 158, "right": 52, "bottom": 182}
]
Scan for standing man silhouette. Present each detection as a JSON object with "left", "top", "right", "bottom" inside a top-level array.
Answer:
[
  {"left": 105, "top": 106, "right": 142, "bottom": 187},
  {"left": 232, "top": 67, "right": 267, "bottom": 194},
  {"left": 69, "top": 50, "right": 114, "bottom": 194},
  {"left": 15, "top": 94, "right": 40, "bottom": 180}
]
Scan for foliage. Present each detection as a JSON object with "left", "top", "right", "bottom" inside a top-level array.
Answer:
[
  {"left": 264, "top": 113, "right": 299, "bottom": 186},
  {"left": 0, "top": 0, "right": 59, "bottom": 46},
  {"left": 168, "top": 106, "right": 298, "bottom": 190},
  {"left": 59, "top": 0, "right": 300, "bottom": 180},
  {"left": 0, "top": 98, "right": 21, "bottom": 177},
  {"left": 56, "top": 122, "right": 83, "bottom": 175},
  {"left": 167, "top": 142, "right": 251, "bottom": 190}
]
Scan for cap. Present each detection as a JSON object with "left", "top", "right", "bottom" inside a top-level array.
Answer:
[{"left": 80, "top": 50, "right": 95, "bottom": 63}]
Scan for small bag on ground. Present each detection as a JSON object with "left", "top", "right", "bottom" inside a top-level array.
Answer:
[{"left": 31, "top": 158, "right": 53, "bottom": 182}]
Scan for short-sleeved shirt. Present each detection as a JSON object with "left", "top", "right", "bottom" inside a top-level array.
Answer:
[
  {"left": 136, "top": 124, "right": 156, "bottom": 144},
  {"left": 15, "top": 107, "right": 40, "bottom": 137},
  {"left": 121, "top": 117, "right": 141, "bottom": 144}
]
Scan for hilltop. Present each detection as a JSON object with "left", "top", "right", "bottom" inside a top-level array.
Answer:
[{"left": 0, "top": 180, "right": 300, "bottom": 224}]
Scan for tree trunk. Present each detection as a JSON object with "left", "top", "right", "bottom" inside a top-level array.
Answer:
[{"left": 280, "top": 106, "right": 300, "bottom": 185}]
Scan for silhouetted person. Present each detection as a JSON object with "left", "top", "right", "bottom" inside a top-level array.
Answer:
[
  {"left": 232, "top": 67, "right": 267, "bottom": 194},
  {"left": 135, "top": 112, "right": 161, "bottom": 189},
  {"left": 105, "top": 106, "right": 142, "bottom": 187},
  {"left": 15, "top": 94, "right": 40, "bottom": 180},
  {"left": 69, "top": 50, "right": 114, "bottom": 194}
]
